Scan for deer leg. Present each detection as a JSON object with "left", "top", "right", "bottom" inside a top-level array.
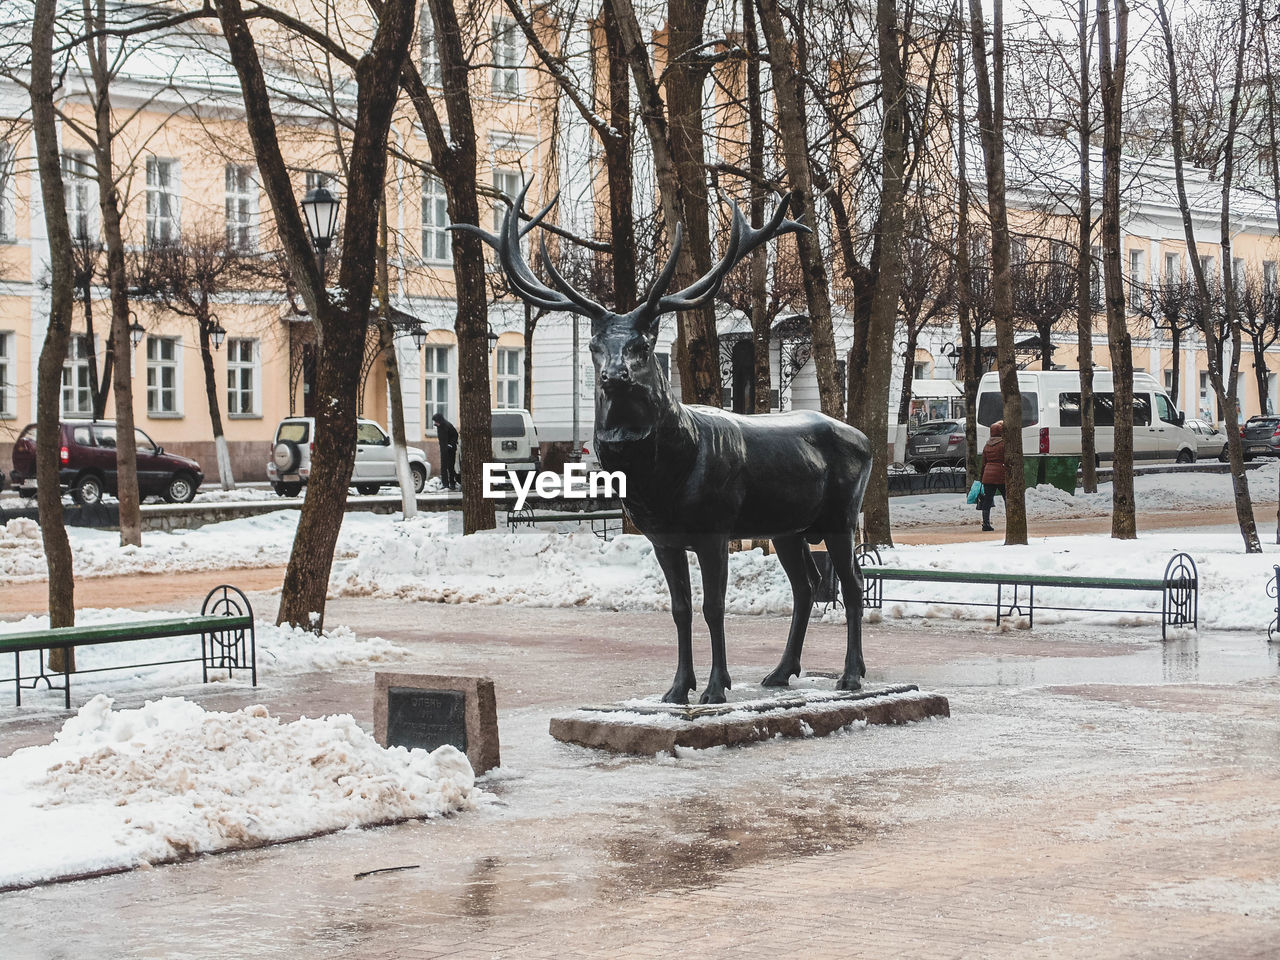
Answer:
[
  {"left": 654, "top": 545, "right": 697, "bottom": 704},
  {"left": 761, "top": 535, "right": 816, "bottom": 686},
  {"left": 695, "top": 539, "right": 732, "bottom": 704},
  {"left": 827, "top": 532, "right": 866, "bottom": 691}
]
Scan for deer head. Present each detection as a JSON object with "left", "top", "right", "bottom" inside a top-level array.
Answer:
[{"left": 452, "top": 181, "right": 808, "bottom": 442}]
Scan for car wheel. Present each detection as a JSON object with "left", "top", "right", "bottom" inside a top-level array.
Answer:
[
  {"left": 275, "top": 481, "right": 302, "bottom": 497},
  {"left": 1175, "top": 449, "right": 1194, "bottom": 464},
  {"left": 356, "top": 483, "right": 380, "bottom": 496},
  {"left": 272, "top": 440, "right": 302, "bottom": 474},
  {"left": 165, "top": 473, "right": 197, "bottom": 503},
  {"left": 72, "top": 473, "right": 103, "bottom": 506},
  {"left": 1219, "top": 444, "right": 1229, "bottom": 463},
  {"left": 410, "top": 463, "right": 428, "bottom": 494}
]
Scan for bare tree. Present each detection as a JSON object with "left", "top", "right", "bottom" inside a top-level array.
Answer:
[
  {"left": 213, "top": 0, "right": 419, "bottom": 627},
  {"left": 30, "top": 0, "right": 77, "bottom": 637},
  {"left": 131, "top": 228, "right": 258, "bottom": 490},
  {"left": 1237, "top": 269, "right": 1280, "bottom": 417},
  {"left": 895, "top": 223, "right": 954, "bottom": 425},
  {"left": 968, "top": 0, "right": 1028, "bottom": 545},
  {"left": 1012, "top": 251, "right": 1076, "bottom": 371}
]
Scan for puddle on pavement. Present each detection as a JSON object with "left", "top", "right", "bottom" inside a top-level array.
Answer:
[{"left": 872, "top": 632, "right": 1280, "bottom": 689}]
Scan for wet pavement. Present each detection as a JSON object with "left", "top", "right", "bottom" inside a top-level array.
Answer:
[{"left": 3, "top": 596, "right": 1280, "bottom": 958}]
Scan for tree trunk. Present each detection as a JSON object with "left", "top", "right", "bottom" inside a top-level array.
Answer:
[
  {"left": 954, "top": 28, "right": 980, "bottom": 487},
  {"left": 1077, "top": 0, "right": 1098, "bottom": 494},
  {"left": 198, "top": 320, "right": 235, "bottom": 490},
  {"left": 31, "top": 0, "right": 77, "bottom": 645},
  {"left": 744, "top": 0, "right": 771, "bottom": 414},
  {"left": 522, "top": 304, "right": 540, "bottom": 416},
  {"left": 896, "top": 330, "right": 919, "bottom": 425},
  {"left": 969, "top": 0, "right": 1027, "bottom": 545},
  {"left": 603, "top": 0, "right": 636, "bottom": 312},
  {"left": 755, "top": 0, "right": 842, "bottom": 418},
  {"left": 1170, "top": 324, "right": 1180, "bottom": 404},
  {"left": 87, "top": 0, "right": 141, "bottom": 546},
  {"left": 377, "top": 200, "right": 416, "bottom": 519},
  {"left": 1098, "top": 0, "right": 1135, "bottom": 540}
]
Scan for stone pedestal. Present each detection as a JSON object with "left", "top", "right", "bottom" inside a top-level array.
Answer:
[
  {"left": 374, "top": 672, "right": 500, "bottom": 775},
  {"left": 549, "top": 681, "right": 948, "bottom": 756}
]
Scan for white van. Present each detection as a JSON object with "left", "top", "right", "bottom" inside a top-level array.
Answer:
[{"left": 974, "top": 370, "right": 1201, "bottom": 464}]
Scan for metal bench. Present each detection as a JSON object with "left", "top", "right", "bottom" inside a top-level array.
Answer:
[
  {"left": 506, "top": 507, "right": 626, "bottom": 540},
  {"left": 858, "top": 549, "right": 1198, "bottom": 639},
  {"left": 0, "top": 584, "right": 256, "bottom": 708}
]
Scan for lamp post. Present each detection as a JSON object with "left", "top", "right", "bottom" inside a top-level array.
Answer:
[
  {"left": 208, "top": 313, "right": 226, "bottom": 351},
  {"left": 128, "top": 311, "right": 145, "bottom": 349},
  {"left": 300, "top": 186, "right": 341, "bottom": 274},
  {"left": 487, "top": 323, "right": 499, "bottom": 354},
  {"left": 408, "top": 321, "right": 427, "bottom": 352}
]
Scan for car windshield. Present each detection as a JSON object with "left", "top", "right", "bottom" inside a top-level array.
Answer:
[
  {"left": 914, "top": 421, "right": 958, "bottom": 437},
  {"left": 278, "top": 422, "right": 309, "bottom": 443},
  {"left": 1248, "top": 418, "right": 1280, "bottom": 431},
  {"left": 491, "top": 413, "right": 526, "bottom": 438}
]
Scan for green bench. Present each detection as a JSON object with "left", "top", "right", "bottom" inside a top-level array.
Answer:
[
  {"left": 507, "top": 508, "right": 626, "bottom": 540},
  {"left": 0, "top": 585, "right": 256, "bottom": 708},
  {"left": 857, "top": 550, "right": 1198, "bottom": 639}
]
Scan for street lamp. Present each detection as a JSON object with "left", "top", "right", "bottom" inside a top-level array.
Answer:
[
  {"left": 408, "top": 322, "right": 427, "bottom": 351},
  {"left": 208, "top": 314, "right": 226, "bottom": 351},
  {"left": 300, "top": 186, "right": 341, "bottom": 273},
  {"left": 487, "top": 323, "right": 499, "bottom": 354},
  {"left": 128, "top": 311, "right": 145, "bottom": 349}
]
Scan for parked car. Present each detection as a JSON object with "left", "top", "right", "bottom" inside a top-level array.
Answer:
[
  {"left": 9, "top": 420, "right": 203, "bottom": 504},
  {"left": 1184, "top": 418, "right": 1229, "bottom": 462},
  {"left": 485, "top": 409, "right": 540, "bottom": 480},
  {"left": 905, "top": 419, "right": 967, "bottom": 472},
  {"left": 1241, "top": 416, "right": 1280, "bottom": 461},
  {"left": 267, "top": 417, "right": 431, "bottom": 497}
]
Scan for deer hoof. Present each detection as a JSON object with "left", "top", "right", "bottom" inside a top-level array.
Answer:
[
  {"left": 836, "top": 674, "right": 863, "bottom": 692},
  {"left": 661, "top": 685, "right": 692, "bottom": 705},
  {"left": 761, "top": 663, "right": 798, "bottom": 687},
  {"left": 698, "top": 687, "right": 728, "bottom": 705}
]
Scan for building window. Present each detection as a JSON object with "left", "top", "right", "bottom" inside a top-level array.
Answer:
[
  {"left": 226, "top": 338, "right": 259, "bottom": 416},
  {"left": 1265, "top": 261, "right": 1277, "bottom": 302},
  {"left": 1199, "top": 371, "right": 1214, "bottom": 422},
  {"left": 62, "top": 335, "right": 93, "bottom": 416},
  {"left": 424, "top": 345, "right": 450, "bottom": 422},
  {"left": 0, "top": 331, "right": 13, "bottom": 417},
  {"left": 1011, "top": 236, "right": 1028, "bottom": 267},
  {"left": 913, "top": 361, "right": 929, "bottom": 380},
  {"left": 1164, "top": 251, "right": 1180, "bottom": 283},
  {"left": 0, "top": 141, "right": 15, "bottom": 242},
  {"left": 492, "top": 170, "right": 524, "bottom": 229},
  {"left": 419, "top": 7, "right": 442, "bottom": 86},
  {"left": 63, "top": 151, "right": 93, "bottom": 242},
  {"left": 491, "top": 19, "right": 522, "bottom": 97},
  {"left": 1199, "top": 255, "right": 1216, "bottom": 285},
  {"left": 1127, "top": 249, "right": 1144, "bottom": 309},
  {"left": 305, "top": 170, "right": 338, "bottom": 194},
  {"left": 146, "top": 335, "right": 180, "bottom": 415},
  {"left": 225, "top": 164, "right": 257, "bottom": 251},
  {"left": 1164, "top": 369, "right": 1175, "bottom": 395},
  {"left": 1267, "top": 372, "right": 1278, "bottom": 416},
  {"left": 421, "top": 175, "right": 451, "bottom": 262},
  {"left": 145, "top": 157, "right": 178, "bottom": 246},
  {"left": 496, "top": 347, "right": 522, "bottom": 408}
]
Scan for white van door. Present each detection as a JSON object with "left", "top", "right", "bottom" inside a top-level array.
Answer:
[
  {"left": 1153, "top": 394, "right": 1191, "bottom": 459},
  {"left": 1131, "top": 393, "right": 1160, "bottom": 461}
]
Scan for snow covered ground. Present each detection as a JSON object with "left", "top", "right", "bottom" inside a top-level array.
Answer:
[{"left": 0, "top": 696, "right": 479, "bottom": 890}]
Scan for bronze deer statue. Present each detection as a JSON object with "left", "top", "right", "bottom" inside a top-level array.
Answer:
[{"left": 455, "top": 184, "right": 872, "bottom": 704}]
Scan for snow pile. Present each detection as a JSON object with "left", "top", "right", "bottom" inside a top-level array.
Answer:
[
  {"left": 0, "top": 610, "right": 409, "bottom": 702},
  {"left": 336, "top": 519, "right": 799, "bottom": 615},
  {"left": 339, "top": 521, "right": 1280, "bottom": 633},
  {"left": 0, "top": 510, "right": 450, "bottom": 583},
  {"left": 891, "top": 461, "right": 1280, "bottom": 528},
  {"left": 0, "top": 696, "right": 477, "bottom": 889}
]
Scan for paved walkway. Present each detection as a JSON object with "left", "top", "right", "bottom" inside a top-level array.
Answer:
[{"left": 2, "top": 591, "right": 1279, "bottom": 958}]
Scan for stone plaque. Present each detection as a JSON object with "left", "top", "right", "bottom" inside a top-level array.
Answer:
[
  {"left": 374, "top": 673, "right": 500, "bottom": 775},
  {"left": 386, "top": 687, "right": 469, "bottom": 754}
]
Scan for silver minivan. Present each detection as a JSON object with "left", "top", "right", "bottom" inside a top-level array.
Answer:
[{"left": 267, "top": 417, "right": 431, "bottom": 497}]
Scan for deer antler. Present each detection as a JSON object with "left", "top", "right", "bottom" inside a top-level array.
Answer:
[
  {"left": 449, "top": 179, "right": 607, "bottom": 321},
  {"left": 637, "top": 194, "right": 809, "bottom": 327}
]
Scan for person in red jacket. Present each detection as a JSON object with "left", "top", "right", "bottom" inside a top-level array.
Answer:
[{"left": 979, "top": 420, "right": 1007, "bottom": 532}]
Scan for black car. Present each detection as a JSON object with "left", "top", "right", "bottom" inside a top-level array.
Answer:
[
  {"left": 10, "top": 421, "right": 204, "bottom": 504},
  {"left": 905, "top": 419, "right": 968, "bottom": 472},
  {"left": 1241, "top": 416, "right": 1280, "bottom": 460}
]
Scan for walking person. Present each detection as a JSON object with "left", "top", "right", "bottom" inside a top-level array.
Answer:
[
  {"left": 979, "top": 420, "right": 1008, "bottom": 533},
  {"left": 432, "top": 412, "right": 460, "bottom": 490}
]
